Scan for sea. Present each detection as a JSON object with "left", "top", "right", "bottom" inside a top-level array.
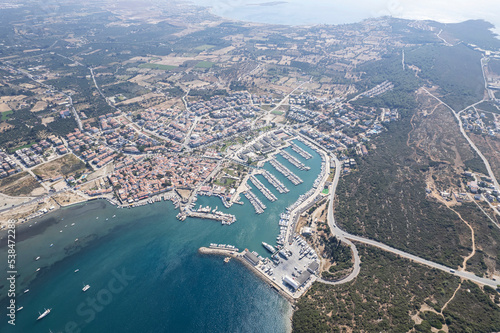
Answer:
[
  {"left": 0, "top": 139, "right": 322, "bottom": 333},
  {"left": 188, "top": 0, "right": 500, "bottom": 34}
]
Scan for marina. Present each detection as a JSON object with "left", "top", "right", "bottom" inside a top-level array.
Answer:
[
  {"left": 279, "top": 150, "right": 310, "bottom": 171},
  {"left": 199, "top": 235, "right": 319, "bottom": 302},
  {"left": 177, "top": 205, "right": 237, "bottom": 225},
  {"left": 243, "top": 190, "right": 267, "bottom": 214},
  {"left": 249, "top": 175, "right": 277, "bottom": 202},
  {"left": 261, "top": 170, "right": 289, "bottom": 194},
  {"left": 0, "top": 139, "right": 323, "bottom": 333},
  {"left": 290, "top": 143, "right": 312, "bottom": 160},
  {"left": 269, "top": 158, "right": 303, "bottom": 185}
]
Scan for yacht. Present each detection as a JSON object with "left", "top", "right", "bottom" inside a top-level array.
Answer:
[
  {"left": 82, "top": 284, "right": 90, "bottom": 292},
  {"left": 37, "top": 308, "right": 51, "bottom": 320},
  {"left": 262, "top": 242, "right": 276, "bottom": 253}
]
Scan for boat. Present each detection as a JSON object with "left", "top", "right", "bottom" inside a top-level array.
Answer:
[
  {"left": 35, "top": 256, "right": 40, "bottom": 261},
  {"left": 37, "top": 308, "right": 51, "bottom": 320},
  {"left": 50, "top": 243, "right": 53, "bottom": 247},
  {"left": 224, "top": 257, "right": 231, "bottom": 263},
  {"left": 24, "top": 289, "right": 29, "bottom": 293},
  {"left": 262, "top": 242, "right": 276, "bottom": 253},
  {"left": 36, "top": 268, "right": 40, "bottom": 272},
  {"left": 74, "top": 269, "right": 79, "bottom": 273},
  {"left": 71, "top": 223, "right": 75, "bottom": 226},
  {"left": 82, "top": 284, "right": 90, "bottom": 292},
  {"left": 16, "top": 306, "right": 23, "bottom": 311}
]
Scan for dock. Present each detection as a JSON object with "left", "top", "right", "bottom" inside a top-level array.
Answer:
[
  {"left": 243, "top": 190, "right": 266, "bottom": 214},
  {"left": 290, "top": 143, "right": 312, "bottom": 159},
  {"left": 279, "top": 150, "right": 310, "bottom": 171},
  {"left": 269, "top": 159, "right": 303, "bottom": 185},
  {"left": 249, "top": 175, "right": 277, "bottom": 202},
  {"left": 261, "top": 170, "right": 289, "bottom": 194},
  {"left": 177, "top": 205, "right": 237, "bottom": 225}
]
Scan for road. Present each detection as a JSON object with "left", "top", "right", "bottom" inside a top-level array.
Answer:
[
  {"left": 422, "top": 87, "right": 500, "bottom": 191},
  {"left": 319, "top": 152, "right": 499, "bottom": 289},
  {"left": 436, "top": 29, "right": 453, "bottom": 46},
  {"left": 319, "top": 154, "right": 361, "bottom": 285},
  {"left": 3, "top": 63, "right": 82, "bottom": 130}
]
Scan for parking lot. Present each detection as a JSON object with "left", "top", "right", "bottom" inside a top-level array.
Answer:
[{"left": 256, "top": 235, "right": 319, "bottom": 298}]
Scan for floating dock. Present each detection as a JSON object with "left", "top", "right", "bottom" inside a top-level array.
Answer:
[
  {"left": 261, "top": 170, "right": 289, "bottom": 194},
  {"left": 249, "top": 175, "right": 277, "bottom": 202},
  {"left": 280, "top": 150, "right": 310, "bottom": 171},
  {"left": 243, "top": 190, "right": 266, "bottom": 214},
  {"left": 290, "top": 143, "right": 312, "bottom": 159},
  {"left": 269, "top": 159, "right": 303, "bottom": 185}
]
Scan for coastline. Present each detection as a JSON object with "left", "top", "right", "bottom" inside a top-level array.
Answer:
[{"left": 198, "top": 246, "right": 297, "bottom": 304}]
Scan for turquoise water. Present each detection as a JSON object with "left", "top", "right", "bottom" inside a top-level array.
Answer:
[{"left": 0, "top": 140, "right": 321, "bottom": 333}]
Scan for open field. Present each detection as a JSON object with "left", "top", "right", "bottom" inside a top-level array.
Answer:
[
  {"left": 32, "top": 154, "right": 86, "bottom": 179},
  {"left": 293, "top": 245, "right": 500, "bottom": 333},
  {"left": 138, "top": 63, "right": 177, "bottom": 70},
  {"left": 0, "top": 171, "right": 44, "bottom": 196}
]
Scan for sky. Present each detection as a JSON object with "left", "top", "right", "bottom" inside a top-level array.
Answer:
[{"left": 190, "top": 0, "right": 500, "bottom": 35}]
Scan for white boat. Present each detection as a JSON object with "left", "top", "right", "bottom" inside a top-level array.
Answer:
[
  {"left": 82, "top": 284, "right": 90, "bottom": 292},
  {"left": 37, "top": 308, "right": 51, "bottom": 320},
  {"left": 24, "top": 289, "right": 29, "bottom": 293},
  {"left": 50, "top": 243, "right": 53, "bottom": 247},
  {"left": 16, "top": 306, "right": 23, "bottom": 311},
  {"left": 35, "top": 256, "right": 40, "bottom": 261},
  {"left": 262, "top": 242, "right": 276, "bottom": 253},
  {"left": 74, "top": 269, "right": 79, "bottom": 273},
  {"left": 36, "top": 268, "right": 40, "bottom": 272}
]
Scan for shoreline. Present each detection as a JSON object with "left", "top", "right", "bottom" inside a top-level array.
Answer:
[{"left": 198, "top": 246, "right": 298, "bottom": 304}]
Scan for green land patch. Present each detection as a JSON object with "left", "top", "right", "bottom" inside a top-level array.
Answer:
[
  {"left": 194, "top": 44, "right": 215, "bottom": 51},
  {"left": 1, "top": 110, "right": 13, "bottom": 121},
  {"left": 271, "top": 110, "right": 284, "bottom": 115},
  {"left": 293, "top": 245, "right": 500, "bottom": 333},
  {"left": 138, "top": 63, "right": 177, "bottom": 70},
  {"left": 194, "top": 61, "right": 214, "bottom": 68}
]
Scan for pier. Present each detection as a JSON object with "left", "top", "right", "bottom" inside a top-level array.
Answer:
[
  {"left": 290, "top": 143, "right": 312, "bottom": 159},
  {"left": 249, "top": 175, "right": 277, "bottom": 202},
  {"left": 176, "top": 205, "right": 237, "bottom": 225},
  {"left": 279, "top": 150, "right": 310, "bottom": 171},
  {"left": 261, "top": 170, "right": 289, "bottom": 194},
  {"left": 269, "top": 159, "right": 303, "bottom": 185},
  {"left": 243, "top": 190, "right": 266, "bottom": 214}
]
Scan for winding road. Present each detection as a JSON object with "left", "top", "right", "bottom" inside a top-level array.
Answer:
[
  {"left": 422, "top": 87, "right": 500, "bottom": 191},
  {"left": 317, "top": 152, "right": 498, "bottom": 289}
]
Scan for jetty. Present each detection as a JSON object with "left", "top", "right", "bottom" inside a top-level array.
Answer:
[
  {"left": 290, "top": 143, "right": 312, "bottom": 159},
  {"left": 279, "top": 150, "right": 310, "bottom": 171},
  {"left": 243, "top": 190, "right": 266, "bottom": 214},
  {"left": 249, "top": 175, "right": 277, "bottom": 202},
  {"left": 176, "top": 205, "right": 237, "bottom": 225},
  {"left": 269, "top": 159, "right": 303, "bottom": 185},
  {"left": 261, "top": 170, "right": 289, "bottom": 194}
]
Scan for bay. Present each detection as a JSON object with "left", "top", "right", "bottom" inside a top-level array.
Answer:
[{"left": 0, "top": 139, "right": 321, "bottom": 333}]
